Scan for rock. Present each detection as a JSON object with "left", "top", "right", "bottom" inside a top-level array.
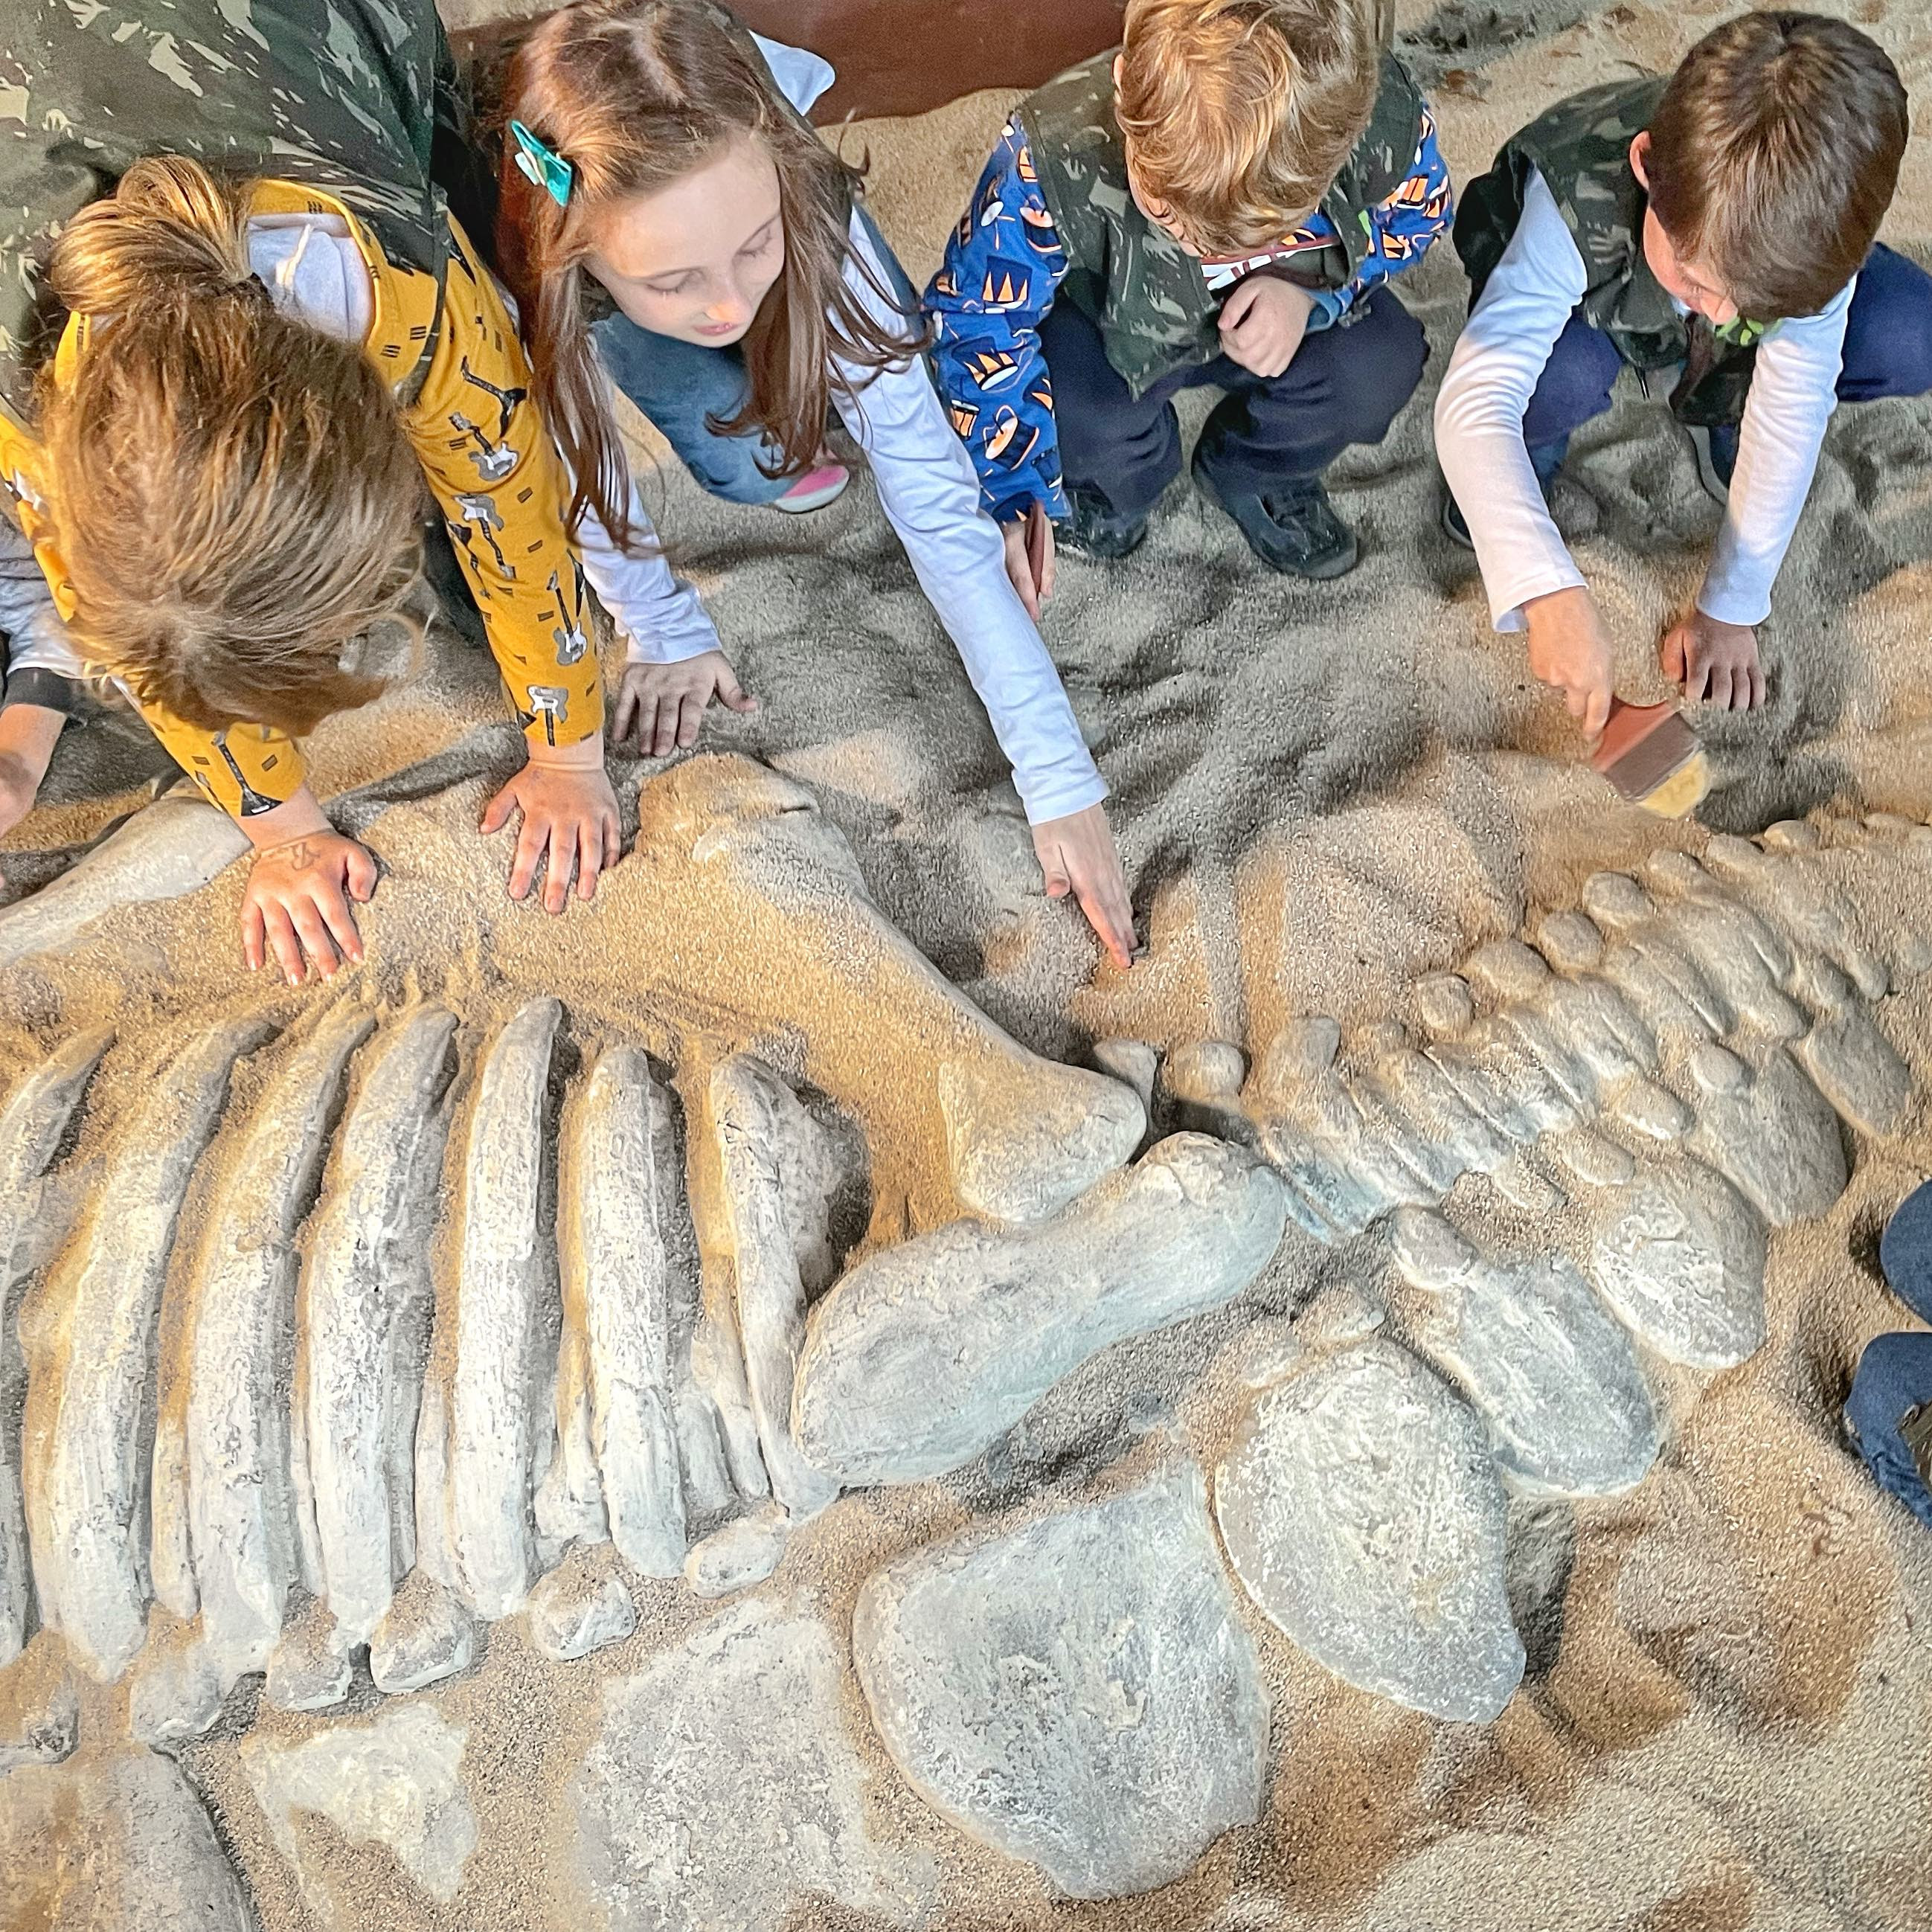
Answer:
[
  {"left": 298, "top": 1005, "right": 458, "bottom": 1646},
  {"left": 620, "top": 756, "right": 1143, "bottom": 1225},
  {"left": 712, "top": 1056, "right": 844, "bottom": 1519},
  {"left": 794, "top": 1135, "right": 1286, "bottom": 1486},
  {"left": 1684, "top": 1044, "right": 1847, "bottom": 1226},
  {"left": 0, "top": 1649, "right": 77, "bottom": 1771},
  {"left": 1215, "top": 1331, "right": 1524, "bottom": 1723},
  {"left": 126, "top": 1623, "right": 223, "bottom": 1747},
  {"left": 22, "top": 1018, "right": 273, "bottom": 1681},
  {"left": 556, "top": 1046, "right": 690, "bottom": 1579},
  {"left": 369, "top": 1568, "right": 475, "bottom": 1694},
  {"left": 1158, "top": 1038, "right": 1249, "bottom": 1139},
  {"left": 0, "top": 1028, "right": 112, "bottom": 1666},
  {"left": 266, "top": 1603, "right": 353, "bottom": 1713},
  {"left": 853, "top": 1464, "right": 1268, "bottom": 1899},
  {"left": 240, "top": 1704, "right": 477, "bottom": 1923},
  {"left": 685, "top": 1502, "right": 791, "bottom": 1599},
  {"left": 1588, "top": 1160, "right": 1768, "bottom": 1369},
  {"left": 1387, "top": 1209, "right": 1659, "bottom": 1496},
  {"left": 565, "top": 1598, "right": 936, "bottom": 1931},
  {"left": 178, "top": 1005, "right": 375, "bottom": 1687},
  {"left": 1091, "top": 1037, "right": 1159, "bottom": 1117},
  {"left": 526, "top": 1564, "right": 636, "bottom": 1662},
  {"left": 0, "top": 1744, "right": 254, "bottom": 1928},
  {"left": 0, "top": 792, "right": 250, "bottom": 973},
  {"left": 427, "top": 998, "right": 561, "bottom": 1622}
]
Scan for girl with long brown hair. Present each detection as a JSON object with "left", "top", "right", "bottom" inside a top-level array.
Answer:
[
  {"left": 501, "top": 0, "right": 1135, "bottom": 968},
  {"left": 0, "top": 1, "right": 628, "bottom": 983}
]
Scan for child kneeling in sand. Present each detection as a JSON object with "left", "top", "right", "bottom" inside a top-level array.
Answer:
[
  {"left": 1437, "top": 10, "right": 1931, "bottom": 736},
  {"left": 925, "top": 0, "right": 1451, "bottom": 591},
  {"left": 0, "top": 1, "right": 626, "bottom": 986},
  {"left": 498, "top": 0, "right": 1135, "bottom": 969}
]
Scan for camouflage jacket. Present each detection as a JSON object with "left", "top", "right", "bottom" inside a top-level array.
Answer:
[
  {"left": 0, "top": 0, "right": 458, "bottom": 423},
  {"left": 1017, "top": 48, "right": 1430, "bottom": 400},
  {"left": 1453, "top": 77, "right": 1768, "bottom": 425}
]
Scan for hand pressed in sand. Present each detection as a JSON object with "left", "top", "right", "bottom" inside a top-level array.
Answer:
[
  {"left": 1524, "top": 585, "right": 1614, "bottom": 739},
  {"left": 481, "top": 736, "right": 623, "bottom": 914},
  {"left": 1663, "top": 609, "right": 1765, "bottom": 710},
  {"left": 0, "top": 702, "right": 62, "bottom": 890},
  {"left": 1035, "top": 803, "right": 1137, "bottom": 971},
  {"left": 1001, "top": 502, "right": 1056, "bottom": 622},
  {"left": 613, "top": 650, "right": 760, "bottom": 757},
  {"left": 241, "top": 789, "right": 375, "bottom": 984}
]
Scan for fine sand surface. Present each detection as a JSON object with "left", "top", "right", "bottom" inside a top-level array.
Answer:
[{"left": 4, "top": 1, "right": 1932, "bottom": 1927}]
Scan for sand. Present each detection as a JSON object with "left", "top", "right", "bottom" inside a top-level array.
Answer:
[{"left": 4, "top": 0, "right": 1932, "bottom": 1925}]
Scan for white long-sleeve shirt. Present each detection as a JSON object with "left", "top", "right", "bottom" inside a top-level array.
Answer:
[
  {"left": 597, "top": 33, "right": 1106, "bottom": 824},
  {"left": 1434, "top": 167, "right": 1852, "bottom": 632}
]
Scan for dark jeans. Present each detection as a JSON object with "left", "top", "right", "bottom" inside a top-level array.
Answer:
[
  {"left": 1040, "top": 286, "right": 1429, "bottom": 520},
  {"left": 1847, "top": 1178, "right": 1932, "bottom": 1529},
  {"left": 1522, "top": 243, "right": 1932, "bottom": 452}
]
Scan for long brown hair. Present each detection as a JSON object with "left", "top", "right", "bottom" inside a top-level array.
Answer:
[
  {"left": 501, "top": 0, "right": 917, "bottom": 548},
  {"left": 39, "top": 156, "right": 423, "bottom": 736}
]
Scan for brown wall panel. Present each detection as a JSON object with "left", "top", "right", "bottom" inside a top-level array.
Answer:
[{"left": 452, "top": 0, "right": 1126, "bottom": 123}]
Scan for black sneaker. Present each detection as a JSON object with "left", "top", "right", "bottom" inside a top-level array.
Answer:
[
  {"left": 1056, "top": 485, "right": 1148, "bottom": 559},
  {"left": 1442, "top": 437, "right": 1568, "bottom": 549},
  {"left": 1193, "top": 452, "right": 1358, "bottom": 580}
]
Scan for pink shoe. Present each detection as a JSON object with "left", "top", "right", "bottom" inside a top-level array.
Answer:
[{"left": 771, "top": 461, "right": 850, "bottom": 513}]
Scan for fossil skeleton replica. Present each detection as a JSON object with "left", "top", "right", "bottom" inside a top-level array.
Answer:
[{"left": 0, "top": 756, "right": 1927, "bottom": 1899}]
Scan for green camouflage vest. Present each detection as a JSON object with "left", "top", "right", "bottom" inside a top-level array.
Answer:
[
  {"left": 1453, "top": 76, "right": 1767, "bottom": 425},
  {"left": 1020, "top": 49, "right": 1427, "bottom": 399},
  {"left": 0, "top": 0, "right": 459, "bottom": 421}
]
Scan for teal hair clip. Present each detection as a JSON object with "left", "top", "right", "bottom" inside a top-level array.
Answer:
[{"left": 511, "top": 120, "right": 574, "bottom": 208}]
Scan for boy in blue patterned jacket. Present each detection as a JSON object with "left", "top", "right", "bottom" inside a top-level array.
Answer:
[{"left": 925, "top": 0, "right": 1451, "bottom": 596}]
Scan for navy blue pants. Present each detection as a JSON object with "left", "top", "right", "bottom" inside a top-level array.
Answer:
[
  {"left": 1847, "top": 1178, "right": 1932, "bottom": 1530},
  {"left": 1522, "top": 243, "right": 1932, "bottom": 452},
  {"left": 1040, "top": 286, "right": 1429, "bottom": 520}
]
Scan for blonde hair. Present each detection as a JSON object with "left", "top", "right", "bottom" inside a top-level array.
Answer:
[
  {"left": 503, "top": 0, "right": 917, "bottom": 550},
  {"left": 1117, "top": 0, "right": 1391, "bottom": 256},
  {"left": 39, "top": 156, "right": 426, "bottom": 737}
]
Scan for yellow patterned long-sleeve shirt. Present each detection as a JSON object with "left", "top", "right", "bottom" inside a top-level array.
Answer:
[{"left": 0, "top": 180, "right": 603, "bottom": 821}]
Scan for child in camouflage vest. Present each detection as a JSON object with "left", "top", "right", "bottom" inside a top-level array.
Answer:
[
  {"left": 1437, "top": 11, "right": 1932, "bottom": 737},
  {"left": 924, "top": 0, "right": 1451, "bottom": 594}
]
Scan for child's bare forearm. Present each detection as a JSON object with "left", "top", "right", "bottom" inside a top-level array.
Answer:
[{"left": 0, "top": 701, "right": 65, "bottom": 791}]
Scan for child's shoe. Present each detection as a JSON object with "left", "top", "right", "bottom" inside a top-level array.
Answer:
[
  {"left": 1686, "top": 423, "right": 1739, "bottom": 506},
  {"left": 772, "top": 460, "right": 851, "bottom": 513},
  {"left": 1056, "top": 484, "right": 1149, "bottom": 559},
  {"left": 1442, "top": 438, "right": 1568, "bottom": 548},
  {"left": 1195, "top": 452, "right": 1356, "bottom": 579}
]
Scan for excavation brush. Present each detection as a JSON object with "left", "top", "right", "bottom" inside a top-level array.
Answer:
[{"left": 1592, "top": 699, "right": 1710, "bottom": 818}]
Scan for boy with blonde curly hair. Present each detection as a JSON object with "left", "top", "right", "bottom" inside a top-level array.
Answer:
[{"left": 925, "top": 0, "right": 1451, "bottom": 592}]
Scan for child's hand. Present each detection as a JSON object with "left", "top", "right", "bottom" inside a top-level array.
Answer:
[
  {"left": 243, "top": 829, "right": 376, "bottom": 984},
  {"left": 0, "top": 702, "right": 65, "bottom": 889},
  {"left": 1663, "top": 610, "right": 1765, "bottom": 710},
  {"left": 1032, "top": 802, "right": 1137, "bottom": 971},
  {"left": 1001, "top": 503, "right": 1057, "bottom": 621},
  {"left": 612, "top": 652, "right": 759, "bottom": 758},
  {"left": 481, "top": 741, "right": 623, "bottom": 914},
  {"left": 1524, "top": 585, "right": 1615, "bottom": 739},
  {"left": 1219, "top": 277, "right": 1315, "bottom": 379}
]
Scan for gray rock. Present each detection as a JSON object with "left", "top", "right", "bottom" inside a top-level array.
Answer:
[
  {"left": 1215, "top": 1328, "right": 1524, "bottom": 1722},
  {"left": 126, "top": 1623, "right": 223, "bottom": 1747},
  {"left": 0, "top": 1744, "right": 253, "bottom": 1928},
  {"left": 685, "top": 1502, "right": 791, "bottom": 1599},
  {"left": 853, "top": 1464, "right": 1268, "bottom": 1899},
  {"left": 794, "top": 1135, "right": 1286, "bottom": 1486},
  {"left": 369, "top": 1567, "right": 475, "bottom": 1694},
  {"left": 1790, "top": 956, "right": 1913, "bottom": 1137},
  {"left": 22, "top": 1018, "right": 273, "bottom": 1681},
  {"left": 566, "top": 1598, "right": 936, "bottom": 1931},
  {"left": 0, "top": 1649, "right": 77, "bottom": 1771},
  {"left": 526, "top": 1564, "right": 636, "bottom": 1662},
  {"left": 1684, "top": 1044, "right": 1847, "bottom": 1226},
  {"left": 0, "top": 1028, "right": 112, "bottom": 1666},
  {"left": 1090, "top": 1038, "right": 1159, "bottom": 1118},
  {"left": 1387, "top": 1210, "right": 1659, "bottom": 1497},
  {"left": 1588, "top": 1159, "right": 1768, "bottom": 1369},
  {"left": 266, "top": 1603, "right": 353, "bottom": 1713},
  {"left": 1158, "top": 1038, "right": 1250, "bottom": 1139},
  {"left": 241, "top": 1704, "right": 476, "bottom": 1923}
]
